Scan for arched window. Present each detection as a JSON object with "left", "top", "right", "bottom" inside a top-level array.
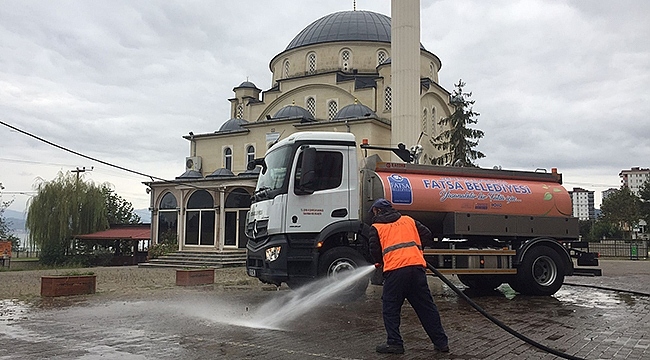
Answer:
[
  {"left": 224, "top": 147, "right": 232, "bottom": 170},
  {"left": 431, "top": 106, "right": 437, "bottom": 137},
  {"left": 157, "top": 192, "right": 178, "bottom": 244},
  {"left": 340, "top": 49, "right": 351, "bottom": 71},
  {"left": 307, "top": 52, "right": 316, "bottom": 74},
  {"left": 283, "top": 59, "right": 290, "bottom": 78},
  {"left": 384, "top": 87, "right": 392, "bottom": 111},
  {"left": 327, "top": 100, "right": 338, "bottom": 120},
  {"left": 422, "top": 108, "right": 428, "bottom": 134},
  {"left": 236, "top": 104, "right": 244, "bottom": 119},
  {"left": 185, "top": 190, "right": 215, "bottom": 246},
  {"left": 306, "top": 97, "right": 316, "bottom": 117},
  {"left": 377, "top": 50, "right": 387, "bottom": 66},
  {"left": 246, "top": 145, "right": 255, "bottom": 165},
  {"left": 429, "top": 62, "right": 435, "bottom": 80},
  {"left": 224, "top": 188, "right": 252, "bottom": 248}
]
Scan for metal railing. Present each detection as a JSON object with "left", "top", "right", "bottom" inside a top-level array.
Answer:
[{"left": 588, "top": 240, "right": 649, "bottom": 259}]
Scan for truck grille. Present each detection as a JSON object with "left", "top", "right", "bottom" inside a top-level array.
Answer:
[{"left": 246, "top": 219, "right": 268, "bottom": 241}]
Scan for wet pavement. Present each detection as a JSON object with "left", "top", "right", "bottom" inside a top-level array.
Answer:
[{"left": 1, "top": 260, "right": 649, "bottom": 359}]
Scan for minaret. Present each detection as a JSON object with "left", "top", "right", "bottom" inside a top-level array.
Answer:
[{"left": 390, "top": 0, "right": 420, "bottom": 160}]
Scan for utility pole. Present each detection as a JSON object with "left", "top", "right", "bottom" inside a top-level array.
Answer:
[{"left": 71, "top": 166, "right": 94, "bottom": 181}]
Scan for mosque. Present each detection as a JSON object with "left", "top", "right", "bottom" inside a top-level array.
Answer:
[{"left": 145, "top": 6, "right": 455, "bottom": 255}]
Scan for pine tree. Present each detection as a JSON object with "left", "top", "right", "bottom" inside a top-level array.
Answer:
[{"left": 430, "top": 79, "right": 485, "bottom": 167}]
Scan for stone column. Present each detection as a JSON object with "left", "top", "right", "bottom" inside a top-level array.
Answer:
[{"left": 391, "top": 0, "right": 421, "bottom": 161}]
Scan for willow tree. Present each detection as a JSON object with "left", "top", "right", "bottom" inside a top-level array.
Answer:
[
  {"left": 430, "top": 79, "right": 485, "bottom": 167},
  {"left": 26, "top": 172, "right": 109, "bottom": 265}
]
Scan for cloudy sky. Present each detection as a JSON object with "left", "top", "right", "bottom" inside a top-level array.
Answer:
[{"left": 1, "top": 0, "right": 648, "bottom": 215}]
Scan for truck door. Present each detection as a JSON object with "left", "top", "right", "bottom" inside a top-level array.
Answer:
[{"left": 285, "top": 145, "right": 351, "bottom": 234}]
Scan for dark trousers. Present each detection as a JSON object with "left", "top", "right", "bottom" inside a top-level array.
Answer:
[{"left": 382, "top": 265, "right": 448, "bottom": 348}]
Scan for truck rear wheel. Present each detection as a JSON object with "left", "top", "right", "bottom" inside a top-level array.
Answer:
[
  {"left": 516, "top": 246, "right": 565, "bottom": 296},
  {"left": 318, "top": 247, "right": 369, "bottom": 300},
  {"left": 457, "top": 275, "right": 503, "bottom": 291}
]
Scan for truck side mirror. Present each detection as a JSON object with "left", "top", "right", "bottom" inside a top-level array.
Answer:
[
  {"left": 247, "top": 158, "right": 267, "bottom": 173},
  {"left": 297, "top": 147, "right": 317, "bottom": 194}
]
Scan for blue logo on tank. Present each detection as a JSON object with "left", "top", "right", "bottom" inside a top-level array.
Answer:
[{"left": 388, "top": 174, "right": 413, "bottom": 205}]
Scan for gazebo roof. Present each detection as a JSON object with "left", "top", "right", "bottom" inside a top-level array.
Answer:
[{"left": 75, "top": 224, "right": 151, "bottom": 241}]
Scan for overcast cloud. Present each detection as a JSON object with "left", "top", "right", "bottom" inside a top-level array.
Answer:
[{"left": 1, "top": 0, "right": 648, "bottom": 214}]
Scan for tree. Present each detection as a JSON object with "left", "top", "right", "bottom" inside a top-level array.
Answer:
[
  {"left": 0, "top": 183, "right": 21, "bottom": 251},
  {"left": 430, "top": 79, "right": 485, "bottom": 167},
  {"left": 26, "top": 172, "right": 109, "bottom": 265},
  {"left": 590, "top": 220, "right": 623, "bottom": 240},
  {"left": 638, "top": 180, "right": 650, "bottom": 227},
  {"left": 102, "top": 186, "right": 141, "bottom": 225},
  {"left": 578, "top": 220, "right": 595, "bottom": 241},
  {"left": 599, "top": 187, "right": 639, "bottom": 239}
]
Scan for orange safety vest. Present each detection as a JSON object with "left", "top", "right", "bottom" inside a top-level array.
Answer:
[{"left": 372, "top": 215, "right": 426, "bottom": 272}]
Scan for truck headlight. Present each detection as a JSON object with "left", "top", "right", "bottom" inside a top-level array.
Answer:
[{"left": 265, "top": 246, "right": 281, "bottom": 262}]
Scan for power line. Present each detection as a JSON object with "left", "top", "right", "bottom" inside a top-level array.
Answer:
[{"left": 0, "top": 119, "right": 204, "bottom": 190}]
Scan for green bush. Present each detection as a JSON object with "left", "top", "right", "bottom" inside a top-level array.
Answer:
[{"left": 148, "top": 241, "right": 177, "bottom": 259}]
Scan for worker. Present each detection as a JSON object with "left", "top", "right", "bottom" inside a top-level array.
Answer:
[{"left": 368, "top": 198, "right": 449, "bottom": 354}]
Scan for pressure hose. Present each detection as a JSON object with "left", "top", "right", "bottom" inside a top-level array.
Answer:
[{"left": 425, "top": 262, "right": 586, "bottom": 360}]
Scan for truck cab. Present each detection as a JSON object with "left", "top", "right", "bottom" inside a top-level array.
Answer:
[{"left": 245, "top": 132, "right": 369, "bottom": 289}]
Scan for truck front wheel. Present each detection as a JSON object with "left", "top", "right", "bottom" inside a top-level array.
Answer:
[
  {"left": 516, "top": 246, "right": 565, "bottom": 296},
  {"left": 318, "top": 247, "right": 369, "bottom": 300}
]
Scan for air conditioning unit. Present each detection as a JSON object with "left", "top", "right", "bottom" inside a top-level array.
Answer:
[{"left": 185, "top": 156, "right": 202, "bottom": 171}]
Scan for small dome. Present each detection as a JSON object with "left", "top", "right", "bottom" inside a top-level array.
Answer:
[
  {"left": 238, "top": 167, "right": 261, "bottom": 176},
  {"left": 206, "top": 168, "right": 235, "bottom": 177},
  {"left": 235, "top": 81, "right": 259, "bottom": 89},
  {"left": 273, "top": 105, "right": 315, "bottom": 122},
  {"left": 176, "top": 170, "right": 203, "bottom": 179},
  {"left": 333, "top": 103, "right": 376, "bottom": 120},
  {"left": 218, "top": 118, "right": 249, "bottom": 132}
]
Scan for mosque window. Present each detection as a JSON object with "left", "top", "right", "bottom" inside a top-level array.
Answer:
[
  {"left": 377, "top": 50, "right": 387, "bottom": 66},
  {"left": 340, "top": 49, "right": 351, "bottom": 71},
  {"left": 306, "top": 97, "right": 316, "bottom": 117},
  {"left": 422, "top": 108, "right": 428, "bottom": 134},
  {"left": 236, "top": 104, "right": 244, "bottom": 119},
  {"left": 384, "top": 87, "right": 392, "bottom": 111},
  {"left": 307, "top": 53, "right": 317, "bottom": 74},
  {"left": 431, "top": 106, "right": 437, "bottom": 137},
  {"left": 283, "top": 59, "right": 290, "bottom": 78},
  {"left": 327, "top": 100, "right": 338, "bottom": 120},
  {"left": 246, "top": 145, "right": 255, "bottom": 165},
  {"left": 184, "top": 190, "right": 215, "bottom": 246},
  {"left": 157, "top": 192, "right": 178, "bottom": 245},
  {"left": 224, "top": 147, "right": 232, "bottom": 170}
]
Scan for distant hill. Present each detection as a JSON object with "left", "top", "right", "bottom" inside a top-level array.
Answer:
[
  {"left": 3, "top": 209, "right": 26, "bottom": 231},
  {"left": 135, "top": 209, "right": 151, "bottom": 223}
]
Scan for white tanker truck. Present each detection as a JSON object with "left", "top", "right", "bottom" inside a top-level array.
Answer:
[{"left": 245, "top": 132, "right": 600, "bottom": 297}]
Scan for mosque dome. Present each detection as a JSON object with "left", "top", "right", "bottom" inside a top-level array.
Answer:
[
  {"left": 285, "top": 10, "right": 425, "bottom": 51},
  {"left": 176, "top": 170, "right": 203, "bottom": 179},
  {"left": 235, "top": 81, "right": 259, "bottom": 89},
  {"left": 218, "top": 118, "right": 249, "bottom": 132},
  {"left": 206, "top": 168, "right": 235, "bottom": 178},
  {"left": 273, "top": 105, "right": 316, "bottom": 122},
  {"left": 333, "top": 103, "right": 376, "bottom": 120}
]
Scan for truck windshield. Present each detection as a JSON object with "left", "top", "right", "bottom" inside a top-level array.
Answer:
[{"left": 254, "top": 145, "right": 292, "bottom": 200}]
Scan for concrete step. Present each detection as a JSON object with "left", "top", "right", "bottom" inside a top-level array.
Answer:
[{"left": 139, "top": 250, "right": 247, "bottom": 269}]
